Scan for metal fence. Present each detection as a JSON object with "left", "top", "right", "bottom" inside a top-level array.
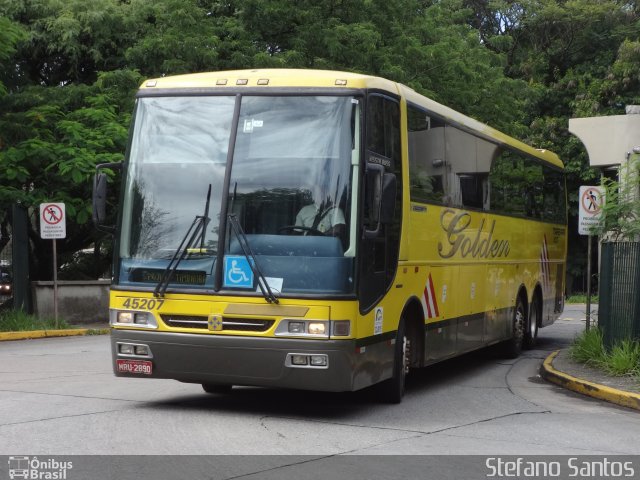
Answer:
[{"left": 598, "top": 241, "right": 640, "bottom": 348}]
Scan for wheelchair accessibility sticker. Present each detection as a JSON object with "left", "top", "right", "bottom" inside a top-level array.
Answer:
[{"left": 223, "top": 255, "right": 254, "bottom": 288}]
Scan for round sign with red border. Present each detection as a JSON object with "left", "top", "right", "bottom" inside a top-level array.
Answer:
[
  {"left": 578, "top": 186, "right": 605, "bottom": 236},
  {"left": 40, "top": 202, "right": 66, "bottom": 239},
  {"left": 42, "top": 204, "right": 64, "bottom": 225},
  {"left": 580, "top": 187, "right": 604, "bottom": 216}
]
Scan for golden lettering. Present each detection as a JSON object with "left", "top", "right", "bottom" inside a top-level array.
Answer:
[{"left": 438, "top": 209, "right": 510, "bottom": 259}]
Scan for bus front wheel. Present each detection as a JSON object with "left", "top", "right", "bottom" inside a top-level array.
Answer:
[{"left": 378, "top": 318, "right": 409, "bottom": 404}]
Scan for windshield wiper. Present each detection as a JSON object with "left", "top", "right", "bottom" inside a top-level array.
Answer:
[
  {"left": 227, "top": 213, "right": 279, "bottom": 304},
  {"left": 154, "top": 185, "right": 212, "bottom": 298}
]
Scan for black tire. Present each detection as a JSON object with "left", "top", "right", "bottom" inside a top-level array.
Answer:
[
  {"left": 524, "top": 296, "right": 540, "bottom": 350},
  {"left": 202, "top": 383, "right": 233, "bottom": 394},
  {"left": 502, "top": 296, "right": 526, "bottom": 358},
  {"left": 378, "top": 318, "right": 408, "bottom": 404}
]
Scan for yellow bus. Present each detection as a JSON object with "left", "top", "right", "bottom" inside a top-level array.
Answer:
[{"left": 93, "top": 69, "right": 567, "bottom": 403}]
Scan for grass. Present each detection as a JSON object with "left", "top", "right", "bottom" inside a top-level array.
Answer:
[
  {"left": 0, "top": 310, "right": 70, "bottom": 332},
  {"left": 566, "top": 294, "right": 599, "bottom": 304},
  {"left": 570, "top": 328, "right": 640, "bottom": 380},
  {"left": 569, "top": 328, "right": 606, "bottom": 367},
  {"left": 605, "top": 340, "right": 640, "bottom": 376}
]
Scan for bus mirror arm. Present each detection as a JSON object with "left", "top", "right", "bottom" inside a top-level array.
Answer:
[{"left": 92, "top": 162, "right": 121, "bottom": 234}]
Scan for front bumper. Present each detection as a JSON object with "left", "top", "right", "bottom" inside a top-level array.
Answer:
[{"left": 111, "top": 329, "right": 392, "bottom": 392}]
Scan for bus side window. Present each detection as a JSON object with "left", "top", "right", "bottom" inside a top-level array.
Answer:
[
  {"left": 407, "top": 104, "right": 445, "bottom": 204},
  {"left": 543, "top": 167, "right": 566, "bottom": 223}
]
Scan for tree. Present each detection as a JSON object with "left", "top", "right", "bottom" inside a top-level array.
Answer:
[
  {"left": 1, "top": 0, "right": 638, "bottom": 289},
  {"left": 0, "top": 69, "right": 141, "bottom": 280}
]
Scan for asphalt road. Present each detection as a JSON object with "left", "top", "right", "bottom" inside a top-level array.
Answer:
[{"left": 0, "top": 305, "right": 638, "bottom": 464}]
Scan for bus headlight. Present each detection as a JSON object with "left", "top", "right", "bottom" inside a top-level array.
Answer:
[
  {"left": 110, "top": 309, "right": 158, "bottom": 329},
  {"left": 288, "top": 322, "right": 305, "bottom": 334},
  {"left": 117, "top": 312, "right": 133, "bottom": 324},
  {"left": 275, "top": 320, "right": 329, "bottom": 338},
  {"left": 307, "top": 322, "right": 326, "bottom": 335}
]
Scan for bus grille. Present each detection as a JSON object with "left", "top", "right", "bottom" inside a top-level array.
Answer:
[
  {"left": 161, "top": 315, "right": 208, "bottom": 329},
  {"left": 222, "top": 318, "right": 274, "bottom": 332},
  {"left": 161, "top": 315, "right": 274, "bottom": 332}
]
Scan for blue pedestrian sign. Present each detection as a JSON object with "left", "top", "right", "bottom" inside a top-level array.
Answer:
[{"left": 223, "top": 256, "right": 254, "bottom": 288}]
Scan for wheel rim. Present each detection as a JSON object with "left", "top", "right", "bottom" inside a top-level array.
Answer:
[
  {"left": 529, "top": 302, "right": 538, "bottom": 338},
  {"left": 514, "top": 304, "right": 525, "bottom": 343},
  {"left": 402, "top": 336, "right": 410, "bottom": 375}
]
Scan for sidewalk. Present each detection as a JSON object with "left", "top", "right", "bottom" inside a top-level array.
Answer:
[
  {"left": 0, "top": 322, "right": 109, "bottom": 341},
  {"left": 541, "top": 348, "right": 640, "bottom": 411}
]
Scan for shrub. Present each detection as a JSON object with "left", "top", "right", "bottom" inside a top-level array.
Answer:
[{"left": 570, "top": 328, "right": 606, "bottom": 367}]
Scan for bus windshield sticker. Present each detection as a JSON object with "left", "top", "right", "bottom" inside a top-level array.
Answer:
[
  {"left": 257, "top": 277, "right": 283, "bottom": 295},
  {"left": 374, "top": 307, "right": 383, "bottom": 335},
  {"left": 223, "top": 255, "right": 254, "bottom": 288},
  {"left": 243, "top": 119, "right": 263, "bottom": 133}
]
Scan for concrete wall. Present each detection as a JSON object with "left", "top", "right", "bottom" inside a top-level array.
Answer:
[
  {"left": 569, "top": 110, "right": 640, "bottom": 168},
  {"left": 32, "top": 280, "right": 110, "bottom": 325}
]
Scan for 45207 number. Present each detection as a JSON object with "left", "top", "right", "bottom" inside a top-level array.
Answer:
[{"left": 121, "top": 298, "right": 164, "bottom": 310}]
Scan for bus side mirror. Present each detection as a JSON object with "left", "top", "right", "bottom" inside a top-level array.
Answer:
[{"left": 92, "top": 162, "right": 121, "bottom": 234}]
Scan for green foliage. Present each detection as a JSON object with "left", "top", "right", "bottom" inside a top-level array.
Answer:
[
  {"left": 0, "top": 309, "right": 69, "bottom": 331},
  {"left": 571, "top": 328, "right": 640, "bottom": 378},
  {"left": 570, "top": 328, "right": 606, "bottom": 367},
  {"left": 593, "top": 154, "right": 640, "bottom": 240},
  {"left": 0, "top": 17, "right": 26, "bottom": 96},
  {"left": 604, "top": 339, "right": 640, "bottom": 377},
  {"left": 0, "top": 0, "right": 639, "bottom": 284},
  {"left": 566, "top": 294, "right": 599, "bottom": 304}
]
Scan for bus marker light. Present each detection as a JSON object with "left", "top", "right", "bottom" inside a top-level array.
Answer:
[
  {"left": 236, "top": 79, "right": 249, "bottom": 85},
  {"left": 335, "top": 79, "right": 347, "bottom": 86},
  {"left": 257, "top": 79, "right": 269, "bottom": 85},
  {"left": 331, "top": 321, "right": 350, "bottom": 336},
  {"left": 308, "top": 322, "right": 326, "bottom": 335},
  {"left": 216, "top": 79, "right": 228, "bottom": 85},
  {"left": 291, "top": 355, "right": 308, "bottom": 366}
]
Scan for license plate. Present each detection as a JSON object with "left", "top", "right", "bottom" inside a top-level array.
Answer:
[{"left": 116, "top": 359, "right": 153, "bottom": 375}]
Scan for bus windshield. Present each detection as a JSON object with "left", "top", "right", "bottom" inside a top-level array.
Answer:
[{"left": 118, "top": 94, "right": 359, "bottom": 295}]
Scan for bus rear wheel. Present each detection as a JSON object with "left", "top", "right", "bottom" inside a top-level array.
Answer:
[
  {"left": 524, "top": 296, "right": 540, "bottom": 349},
  {"left": 378, "top": 318, "right": 409, "bottom": 404},
  {"left": 502, "top": 296, "right": 525, "bottom": 358},
  {"left": 202, "top": 383, "right": 233, "bottom": 394}
]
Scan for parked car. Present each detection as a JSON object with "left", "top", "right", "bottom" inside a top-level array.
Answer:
[{"left": 0, "top": 269, "right": 12, "bottom": 296}]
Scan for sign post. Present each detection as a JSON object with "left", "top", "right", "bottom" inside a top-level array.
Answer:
[
  {"left": 40, "top": 203, "right": 66, "bottom": 326},
  {"left": 578, "top": 186, "right": 605, "bottom": 332}
]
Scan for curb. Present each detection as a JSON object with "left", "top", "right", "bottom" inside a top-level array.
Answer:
[
  {"left": 541, "top": 350, "right": 640, "bottom": 411},
  {"left": 0, "top": 328, "right": 110, "bottom": 342}
]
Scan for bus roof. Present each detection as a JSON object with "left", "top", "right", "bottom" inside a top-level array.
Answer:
[{"left": 140, "top": 69, "right": 563, "bottom": 169}]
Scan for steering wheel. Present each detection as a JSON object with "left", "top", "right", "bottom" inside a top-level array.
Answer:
[{"left": 278, "top": 225, "right": 326, "bottom": 236}]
